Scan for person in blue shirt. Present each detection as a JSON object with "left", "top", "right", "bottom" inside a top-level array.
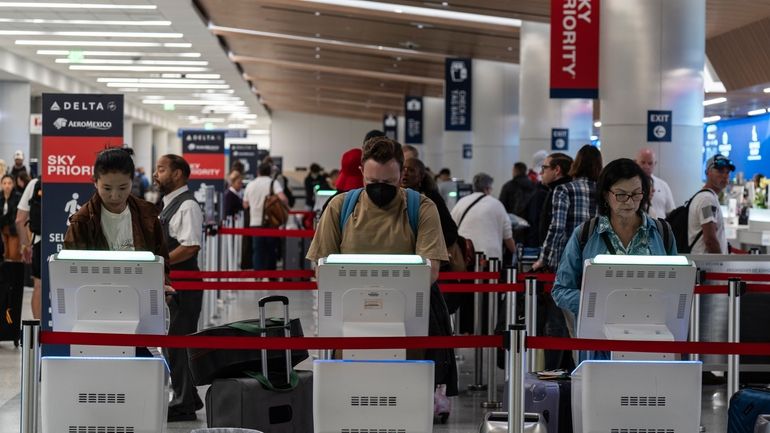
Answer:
[{"left": 552, "top": 158, "right": 677, "bottom": 331}]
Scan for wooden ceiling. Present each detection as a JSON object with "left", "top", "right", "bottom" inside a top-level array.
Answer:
[{"left": 195, "top": 0, "right": 770, "bottom": 121}]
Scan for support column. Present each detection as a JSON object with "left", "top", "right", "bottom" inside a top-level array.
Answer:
[
  {"left": 168, "top": 130, "right": 182, "bottom": 155},
  {"left": 30, "top": 96, "right": 42, "bottom": 163},
  {"left": 0, "top": 82, "right": 31, "bottom": 166},
  {"left": 422, "top": 97, "right": 444, "bottom": 172},
  {"left": 131, "top": 123, "right": 152, "bottom": 176},
  {"left": 153, "top": 128, "right": 169, "bottom": 164},
  {"left": 519, "top": 22, "right": 593, "bottom": 162},
  {"left": 442, "top": 130, "right": 472, "bottom": 182},
  {"left": 123, "top": 118, "right": 134, "bottom": 147},
  {"left": 599, "top": 0, "right": 705, "bottom": 203},
  {"left": 471, "top": 59, "right": 520, "bottom": 196}
]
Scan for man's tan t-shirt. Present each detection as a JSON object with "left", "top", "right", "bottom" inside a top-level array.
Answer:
[{"left": 306, "top": 188, "right": 449, "bottom": 263}]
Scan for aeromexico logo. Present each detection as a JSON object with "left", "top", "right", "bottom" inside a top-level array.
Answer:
[{"left": 53, "top": 117, "right": 112, "bottom": 131}]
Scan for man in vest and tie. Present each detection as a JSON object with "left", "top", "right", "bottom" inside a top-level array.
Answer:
[{"left": 154, "top": 154, "right": 205, "bottom": 422}]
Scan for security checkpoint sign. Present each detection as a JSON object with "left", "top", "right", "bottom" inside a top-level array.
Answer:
[
  {"left": 42, "top": 93, "right": 124, "bottom": 355},
  {"left": 550, "top": 0, "right": 600, "bottom": 99},
  {"left": 552, "top": 128, "right": 569, "bottom": 151},
  {"left": 647, "top": 110, "right": 672, "bottom": 142},
  {"left": 405, "top": 96, "right": 424, "bottom": 144},
  {"left": 383, "top": 114, "right": 398, "bottom": 140},
  {"left": 462, "top": 143, "right": 473, "bottom": 159}
]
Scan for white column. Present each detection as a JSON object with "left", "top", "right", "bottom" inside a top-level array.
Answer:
[
  {"left": 123, "top": 118, "right": 134, "bottom": 147},
  {"left": 0, "top": 82, "right": 31, "bottom": 165},
  {"left": 471, "top": 59, "right": 520, "bottom": 196},
  {"left": 152, "top": 128, "right": 169, "bottom": 164},
  {"left": 519, "top": 21, "right": 593, "bottom": 162},
  {"left": 442, "top": 130, "right": 472, "bottom": 182},
  {"left": 167, "top": 131, "right": 182, "bottom": 155},
  {"left": 131, "top": 123, "right": 152, "bottom": 176},
  {"left": 397, "top": 115, "right": 406, "bottom": 145},
  {"left": 422, "top": 97, "right": 444, "bottom": 172},
  {"left": 599, "top": 0, "right": 705, "bottom": 203}
]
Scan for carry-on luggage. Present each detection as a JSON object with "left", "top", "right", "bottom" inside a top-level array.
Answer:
[
  {"left": 0, "top": 262, "right": 24, "bottom": 346},
  {"left": 506, "top": 373, "right": 572, "bottom": 433},
  {"left": 206, "top": 296, "right": 313, "bottom": 433},
  {"left": 479, "top": 411, "right": 548, "bottom": 433},
  {"left": 188, "top": 315, "right": 308, "bottom": 386},
  {"left": 755, "top": 414, "right": 770, "bottom": 433},
  {"left": 729, "top": 387, "right": 770, "bottom": 433}
]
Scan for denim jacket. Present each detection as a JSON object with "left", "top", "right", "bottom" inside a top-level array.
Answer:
[{"left": 551, "top": 213, "right": 678, "bottom": 318}]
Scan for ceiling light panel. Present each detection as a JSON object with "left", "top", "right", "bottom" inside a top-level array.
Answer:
[
  {"left": 56, "top": 59, "right": 208, "bottom": 66},
  {"left": 0, "top": 2, "right": 157, "bottom": 9},
  {"left": 105, "top": 83, "right": 230, "bottom": 89},
  {"left": 17, "top": 40, "right": 192, "bottom": 48},
  {"left": 142, "top": 99, "right": 245, "bottom": 106},
  {"left": 97, "top": 78, "right": 226, "bottom": 84},
  {"left": 37, "top": 50, "right": 202, "bottom": 58},
  {"left": 69, "top": 65, "right": 208, "bottom": 72},
  {"left": 0, "top": 18, "right": 171, "bottom": 26},
  {"left": 1, "top": 31, "right": 182, "bottom": 38}
]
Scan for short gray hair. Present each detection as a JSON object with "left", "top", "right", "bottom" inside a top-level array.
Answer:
[{"left": 472, "top": 172, "right": 493, "bottom": 192}]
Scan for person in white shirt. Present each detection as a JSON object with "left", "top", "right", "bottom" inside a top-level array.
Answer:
[
  {"left": 153, "top": 154, "right": 205, "bottom": 422},
  {"left": 635, "top": 147, "right": 676, "bottom": 218},
  {"left": 450, "top": 172, "right": 516, "bottom": 262},
  {"left": 688, "top": 154, "right": 733, "bottom": 254},
  {"left": 243, "top": 161, "right": 288, "bottom": 270}
]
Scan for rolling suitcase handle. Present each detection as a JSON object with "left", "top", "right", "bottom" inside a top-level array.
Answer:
[{"left": 259, "top": 295, "right": 292, "bottom": 384}]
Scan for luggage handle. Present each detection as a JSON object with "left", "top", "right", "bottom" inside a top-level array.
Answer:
[{"left": 258, "top": 295, "right": 292, "bottom": 383}]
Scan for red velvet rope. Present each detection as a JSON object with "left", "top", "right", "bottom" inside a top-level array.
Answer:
[
  {"left": 218, "top": 227, "right": 315, "bottom": 238},
  {"left": 527, "top": 336, "right": 770, "bottom": 356},
  {"left": 39, "top": 331, "right": 502, "bottom": 350}
]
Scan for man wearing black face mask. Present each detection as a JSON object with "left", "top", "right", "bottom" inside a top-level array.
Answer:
[{"left": 306, "top": 136, "right": 458, "bottom": 403}]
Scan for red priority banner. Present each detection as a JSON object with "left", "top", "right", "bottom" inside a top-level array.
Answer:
[{"left": 550, "top": 0, "right": 600, "bottom": 99}]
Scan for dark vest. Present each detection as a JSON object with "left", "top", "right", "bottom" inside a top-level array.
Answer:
[{"left": 159, "top": 189, "right": 199, "bottom": 271}]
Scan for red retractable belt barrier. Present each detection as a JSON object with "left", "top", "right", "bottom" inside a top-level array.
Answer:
[
  {"left": 218, "top": 227, "right": 316, "bottom": 238},
  {"left": 517, "top": 273, "right": 556, "bottom": 283},
  {"left": 172, "top": 281, "right": 317, "bottom": 291},
  {"left": 170, "top": 270, "right": 315, "bottom": 280},
  {"left": 438, "top": 272, "right": 499, "bottom": 280},
  {"left": 438, "top": 283, "right": 523, "bottom": 293},
  {"left": 703, "top": 272, "right": 770, "bottom": 282},
  {"left": 39, "top": 331, "right": 502, "bottom": 350},
  {"left": 527, "top": 336, "right": 770, "bottom": 356}
]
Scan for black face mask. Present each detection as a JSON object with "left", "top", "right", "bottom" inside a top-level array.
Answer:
[{"left": 365, "top": 182, "right": 398, "bottom": 208}]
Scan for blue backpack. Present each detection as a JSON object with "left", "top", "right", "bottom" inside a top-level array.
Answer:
[{"left": 339, "top": 188, "right": 421, "bottom": 235}]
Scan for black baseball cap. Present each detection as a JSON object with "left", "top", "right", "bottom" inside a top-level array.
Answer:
[{"left": 706, "top": 154, "right": 735, "bottom": 172}]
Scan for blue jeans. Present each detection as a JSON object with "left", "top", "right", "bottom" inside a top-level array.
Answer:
[{"left": 252, "top": 236, "right": 278, "bottom": 270}]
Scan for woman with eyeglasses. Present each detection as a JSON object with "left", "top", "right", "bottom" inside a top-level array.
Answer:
[{"left": 551, "top": 158, "right": 677, "bottom": 353}]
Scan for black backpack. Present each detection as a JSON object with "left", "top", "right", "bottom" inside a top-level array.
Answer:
[
  {"left": 274, "top": 173, "right": 295, "bottom": 208},
  {"left": 664, "top": 189, "right": 710, "bottom": 254},
  {"left": 28, "top": 179, "right": 42, "bottom": 236},
  {"left": 579, "top": 215, "right": 673, "bottom": 254}
]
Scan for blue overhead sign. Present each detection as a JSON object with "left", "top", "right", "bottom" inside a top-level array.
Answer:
[
  {"left": 445, "top": 58, "right": 472, "bottom": 131},
  {"left": 383, "top": 114, "right": 398, "bottom": 140},
  {"left": 404, "top": 96, "right": 423, "bottom": 144},
  {"left": 647, "top": 110, "right": 672, "bottom": 142},
  {"left": 462, "top": 143, "right": 472, "bottom": 159}
]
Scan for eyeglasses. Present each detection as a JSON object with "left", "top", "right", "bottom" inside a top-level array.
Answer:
[
  {"left": 610, "top": 191, "right": 644, "bottom": 202},
  {"left": 540, "top": 165, "right": 554, "bottom": 174}
]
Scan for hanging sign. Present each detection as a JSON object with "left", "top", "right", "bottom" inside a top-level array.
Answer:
[
  {"left": 550, "top": 0, "right": 600, "bottom": 99},
  {"left": 552, "top": 128, "right": 570, "bottom": 151},
  {"left": 383, "top": 114, "right": 398, "bottom": 140},
  {"left": 647, "top": 110, "right": 672, "bottom": 142},
  {"left": 182, "top": 130, "right": 226, "bottom": 202},
  {"left": 445, "top": 58, "right": 472, "bottom": 131},
  {"left": 404, "top": 96, "right": 424, "bottom": 144}
]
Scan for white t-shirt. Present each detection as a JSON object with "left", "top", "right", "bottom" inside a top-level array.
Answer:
[
  {"left": 450, "top": 192, "right": 512, "bottom": 260},
  {"left": 243, "top": 177, "right": 283, "bottom": 227},
  {"left": 100, "top": 205, "right": 135, "bottom": 251},
  {"left": 650, "top": 174, "right": 676, "bottom": 218},
  {"left": 688, "top": 189, "right": 727, "bottom": 254},
  {"left": 17, "top": 178, "right": 40, "bottom": 245}
]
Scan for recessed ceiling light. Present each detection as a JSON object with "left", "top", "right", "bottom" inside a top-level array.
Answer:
[
  {"left": 703, "top": 97, "right": 726, "bottom": 106},
  {"left": 37, "top": 50, "right": 201, "bottom": 57},
  {"left": 594, "top": 121, "right": 602, "bottom": 128},
  {"left": 0, "top": 18, "right": 171, "bottom": 26},
  {"left": 57, "top": 59, "right": 208, "bottom": 66},
  {"left": 17, "top": 40, "right": 191, "bottom": 48},
  {"left": 97, "top": 78, "right": 225, "bottom": 84},
  {"left": 441, "top": 2, "right": 449, "bottom": 6},
  {"left": 0, "top": 30, "right": 182, "bottom": 38},
  {"left": 748, "top": 108, "right": 767, "bottom": 116},
  {"left": 184, "top": 73, "right": 221, "bottom": 79},
  {"left": 143, "top": 99, "right": 245, "bottom": 106},
  {"left": 105, "top": 83, "right": 230, "bottom": 89},
  {"left": 0, "top": 2, "right": 156, "bottom": 9},
  {"left": 301, "top": 0, "right": 521, "bottom": 27},
  {"left": 314, "top": 11, "right": 320, "bottom": 16},
  {"left": 69, "top": 65, "right": 208, "bottom": 72},
  {"left": 703, "top": 115, "right": 721, "bottom": 123},
  {"left": 315, "top": 54, "right": 321, "bottom": 59}
]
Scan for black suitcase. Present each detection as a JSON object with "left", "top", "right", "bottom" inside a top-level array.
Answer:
[
  {"left": 0, "top": 262, "right": 24, "bottom": 346},
  {"left": 206, "top": 295, "right": 313, "bottom": 433}
]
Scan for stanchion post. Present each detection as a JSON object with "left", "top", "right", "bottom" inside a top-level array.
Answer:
[
  {"left": 727, "top": 278, "right": 741, "bottom": 399},
  {"left": 507, "top": 324, "right": 526, "bottom": 433},
  {"left": 469, "top": 251, "right": 487, "bottom": 391},
  {"left": 524, "top": 276, "right": 538, "bottom": 373},
  {"left": 482, "top": 258, "right": 502, "bottom": 408},
  {"left": 504, "top": 267, "right": 517, "bottom": 382},
  {"left": 689, "top": 270, "right": 701, "bottom": 362},
  {"left": 21, "top": 320, "right": 40, "bottom": 433}
]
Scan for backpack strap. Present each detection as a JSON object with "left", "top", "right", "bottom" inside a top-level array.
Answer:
[
  {"left": 405, "top": 188, "right": 420, "bottom": 235},
  {"left": 578, "top": 216, "right": 600, "bottom": 252},
  {"left": 685, "top": 189, "right": 712, "bottom": 251},
  {"left": 655, "top": 217, "right": 674, "bottom": 253},
  {"left": 339, "top": 188, "right": 363, "bottom": 233},
  {"left": 457, "top": 193, "right": 486, "bottom": 229},
  {"left": 339, "top": 188, "right": 420, "bottom": 235}
]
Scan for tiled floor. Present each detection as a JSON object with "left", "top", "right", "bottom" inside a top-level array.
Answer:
[{"left": 0, "top": 287, "right": 729, "bottom": 433}]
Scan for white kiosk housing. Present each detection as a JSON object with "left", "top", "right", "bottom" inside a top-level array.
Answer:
[
  {"left": 317, "top": 254, "right": 430, "bottom": 360},
  {"left": 313, "top": 359, "right": 434, "bottom": 433},
  {"left": 48, "top": 249, "right": 167, "bottom": 356}
]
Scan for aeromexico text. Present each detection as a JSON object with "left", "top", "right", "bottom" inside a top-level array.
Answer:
[{"left": 559, "top": 0, "right": 594, "bottom": 78}]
